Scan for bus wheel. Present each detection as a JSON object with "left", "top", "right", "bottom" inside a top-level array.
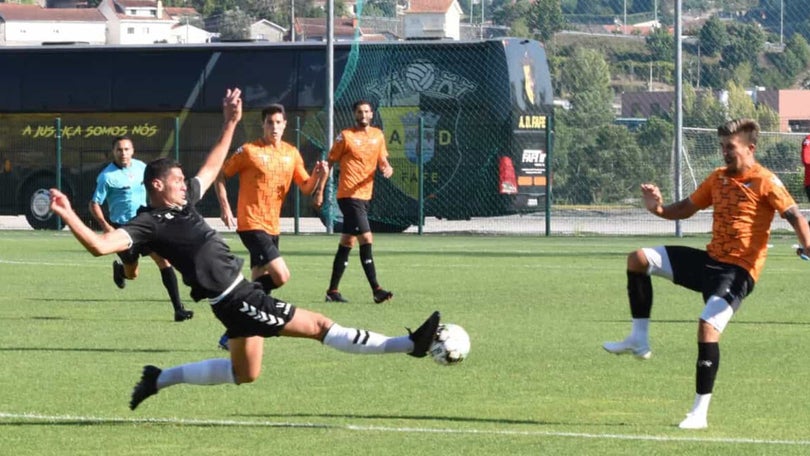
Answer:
[{"left": 21, "top": 177, "right": 63, "bottom": 230}]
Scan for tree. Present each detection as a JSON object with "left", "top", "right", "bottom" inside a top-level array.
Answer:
[
  {"left": 528, "top": 0, "right": 565, "bottom": 44},
  {"left": 698, "top": 15, "right": 727, "bottom": 57},
  {"left": 219, "top": 7, "right": 252, "bottom": 40},
  {"left": 721, "top": 22, "right": 765, "bottom": 69},
  {"left": 646, "top": 27, "right": 674, "bottom": 62},
  {"left": 558, "top": 48, "right": 614, "bottom": 127}
]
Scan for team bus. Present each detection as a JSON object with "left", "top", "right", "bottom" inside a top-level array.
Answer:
[{"left": 0, "top": 38, "right": 553, "bottom": 230}]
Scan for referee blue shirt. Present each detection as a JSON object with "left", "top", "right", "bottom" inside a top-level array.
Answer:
[{"left": 91, "top": 159, "right": 148, "bottom": 225}]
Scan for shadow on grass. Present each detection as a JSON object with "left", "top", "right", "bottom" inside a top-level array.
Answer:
[
  {"left": 237, "top": 412, "right": 553, "bottom": 426},
  {"left": 0, "top": 347, "right": 187, "bottom": 353},
  {"left": 600, "top": 318, "right": 810, "bottom": 326}
]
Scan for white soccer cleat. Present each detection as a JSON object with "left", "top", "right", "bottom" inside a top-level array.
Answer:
[
  {"left": 602, "top": 338, "right": 651, "bottom": 360},
  {"left": 678, "top": 413, "right": 708, "bottom": 430}
]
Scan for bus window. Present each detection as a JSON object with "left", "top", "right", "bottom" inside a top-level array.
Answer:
[
  {"left": 0, "top": 54, "right": 22, "bottom": 112},
  {"left": 112, "top": 51, "right": 212, "bottom": 111},
  {"left": 22, "top": 52, "right": 112, "bottom": 112},
  {"left": 205, "top": 49, "right": 297, "bottom": 110},
  {"left": 296, "top": 48, "right": 349, "bottom": 108}
]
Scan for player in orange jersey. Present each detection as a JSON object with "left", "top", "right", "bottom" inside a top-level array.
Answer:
[
  {"left": 603, "top": 118, "right": 810, "bottom": 430},
  {"left": 324, "top": 100, "right": 394, "bottom": 304},
  {"left": 214, "top": 104, "right": 327, "bottom": 349}
]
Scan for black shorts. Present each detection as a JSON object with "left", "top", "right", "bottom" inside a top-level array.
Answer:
[
  {"left": 111, "top": 222, "right": 147, "bottom": 264},
  {"left": 666, "top": 245, "right": 754, "bottom": 310},
  {"left": 804, "top": 185, "right": 810, "bottom": 202},
  {"left": 238, "top": 230, "right": 281, "bottom": 269},
  {"left": 212, "top": 280, "right": 297, "bottom": 338},
  {"left": 338, "top": 198, "right": 371, "bottom": 235}
]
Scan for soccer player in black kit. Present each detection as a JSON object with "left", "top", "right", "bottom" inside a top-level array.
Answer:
[{"left": 48, "top": 88, "right": 440, "bottom": 411}]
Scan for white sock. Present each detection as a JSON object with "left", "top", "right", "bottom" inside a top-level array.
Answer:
[
  {"left": 630, "top": 318, "right": 650, "bottom": 342},
  {"left": 688, "top": 393, "right": 712, "bottom": 417},
  {"left": 323, "top": 323, "right": 413, "bottom": 354},
  {"left": 156, "top": 358, "right": 236, "bottom": 389}
]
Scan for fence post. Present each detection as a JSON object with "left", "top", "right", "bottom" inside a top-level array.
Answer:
[
  {"left": 544, "top": 112, "right": 553, "bottom": 237},
  {"left": 56, "top": 117, "right": 62, "bottom": 230},
  {"left": 418, "top": 115, "right": 424, "bottom": 235},
  {"left": 294, "top": 116, "right": 301, "bottom": 235}
]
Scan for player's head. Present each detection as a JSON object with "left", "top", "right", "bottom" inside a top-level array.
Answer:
[
  {"left": 261, "top": 104, "right": 287, "bottom": 143},
  {"left": 144, "top": 157, "right": 186, "bottom": 207},
  {"left": 352, "top": 100, "right": 374, "bottom": 127},
  {"left": 718, "top": 118, "right": 759, "bottom": 174},
  {"left": 110, "top": 136, "right": 134, "bottom": 168}
]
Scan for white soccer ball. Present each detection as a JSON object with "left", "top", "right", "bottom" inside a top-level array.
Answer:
[{"left": 429, "top": 323, "right": 470, "bottom": 365}]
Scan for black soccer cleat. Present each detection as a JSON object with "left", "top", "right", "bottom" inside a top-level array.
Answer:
[
  {"left": 129, "top": 365, "right": 161, "bottom": 411},
  {"left": 372, "top": 288, "right": 393, "bottom": 304},
  {"left": 113, "top": 260, "right": 126, "bottom": 289},
  {"left": 325, "top": 290, "right": 349, "bottom": 303},
  {"left": 174, "top": 309, "right": 194, "bottom": 322},
  {"left": 407, "top": 311, "right": 441, "bottom": 358}
]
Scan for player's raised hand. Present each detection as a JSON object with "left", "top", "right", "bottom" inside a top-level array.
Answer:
[
  {"left": 49, "top": 188, "right": 73, "bottom": 217},
  {"left": 223, "top": 88, "right": 242, "bottom": 124},
  {"left": 640, "top": 183, "right": 663, "bottom": 215}
]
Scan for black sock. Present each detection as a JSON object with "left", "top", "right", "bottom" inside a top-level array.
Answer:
[
  {"left": 627, "top": 271, "right": 652, "bottom": 318},
  {"left": 160, "top": 266, "right": 184, "bottom": 312},
  {"left": 696, "top": 342, "right": 720, "bottom": 395},
  {"left": 359, "top": 243, "right": 380, "bottom": 290},
  {"left": 328, "top": 245, "right": 352, "bottom": 291}
]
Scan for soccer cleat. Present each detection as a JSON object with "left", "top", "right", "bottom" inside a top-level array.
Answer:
[
  {"left": 113, "top": 260, "right": 126, "bottom": 289},
  {"left": 678, "top": 413, "right": 708, "bottom": 430},
  {"left": 602, "top": 338, "right": 652, "bottom": 360},
  {"left": 372, "top": 288, "right": 393, "bottom": 304},
  {"left": 407, "top": 311, "right": 441, "bottom": 358},
  {"left": 174, "top": 309, "right": 194, "bottom": 322},
  {"left": 325, "top": 290, "right": 349, "bottom": 303},
  {"left": 129, "top": 365, "right": 161, "bottom": 411},
  {"left": 218, "top": 332, "right": 229, "bottom": 351}
]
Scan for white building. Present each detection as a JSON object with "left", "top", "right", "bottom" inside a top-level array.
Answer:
[
  {"left": 98, "top": 0, "right": 176, "bottom": 44},
  {"left": 404, "top": 0, "right": 462, "bottom": 40},
  {"left": 0, "top": 3, "right": 106, "bottom": 46},
  {"left": 167, "top": 22, "right": 214, "bottom": 44},
  {"left": 250, "top": 19, "right": 287, "bottom": 42}
]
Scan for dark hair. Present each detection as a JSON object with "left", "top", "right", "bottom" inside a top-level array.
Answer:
[
  {"left": 111, "top": 136, "right": 133, "bottom": 148},
  {"left": 352, "top": 100, "right": 373, "bottom": 111},
  {"left": 262, "top": 104, "right": 286, "bottom": 121},
  {"left": 144, "top": 157, "right": 182, "bottom": 191},
  {"left": 718, "top": 118, "right": 759, "bottom": 145}
]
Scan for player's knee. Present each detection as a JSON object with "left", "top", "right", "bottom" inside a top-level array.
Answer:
[{"left": 626, "top": 249, "right": 649, "bottom": 273}]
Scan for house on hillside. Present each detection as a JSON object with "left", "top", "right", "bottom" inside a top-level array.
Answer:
[
  {"left": 292, "top": 17, "right": 359, "bottom": 41},
  {"left": 250, "top": 19, "right": 286, "bottom": 42},
  {"left": 621, "top": 89, "right": 810, "bottom": 132},
  {"left": 98, "top": 0, "right": 176, "bottom": 44},
  {"left": 404, "top": 0, "right": 462, "bottom": 40},
  {"left": 0, "top": 3, "right": 106, "bottom": 45}
]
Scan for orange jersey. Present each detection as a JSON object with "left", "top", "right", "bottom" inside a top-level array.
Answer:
[
  {"left": 690, "top": 163, "right": 796, "bottom": 281},
  {"left": 328, "top": 126, "right": 388, "bottom": 200},
  {"left": 221, "top": 139, "right": 309, "bottom": 235}
]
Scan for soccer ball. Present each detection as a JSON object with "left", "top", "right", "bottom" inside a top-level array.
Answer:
[{"left": 429, "top": 323, "right": 470, "bottom": 365}]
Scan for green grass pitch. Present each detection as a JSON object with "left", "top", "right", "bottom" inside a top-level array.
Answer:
[{"left": 2, "top": 230, "right": 810, "bottom": 455}]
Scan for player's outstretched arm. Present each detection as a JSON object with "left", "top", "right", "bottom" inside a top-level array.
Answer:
[
  {"left": 197, "top": 88, "right": 242, "bottom": 194},
  {"left": 50, "top": 189, "right": 131, "bottom": 256},
  {"left": 783, "top": 205, "right": 810, "bottom": 258},
  {"left": 214, "top": 172, "right": 236, "bottom": 229},
  {"left": 641, "top": 183, "right": 699, "bottom": 220},
  {"left": 309, "top": 161, "right": 330, "bottom": 209}
]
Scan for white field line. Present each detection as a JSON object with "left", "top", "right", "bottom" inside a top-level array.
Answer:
[{"left": 1, "top": 412, "right": 810, "bottom": 446}]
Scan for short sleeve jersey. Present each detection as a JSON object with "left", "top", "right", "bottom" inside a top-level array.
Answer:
[
  {"left": 221, "top": 139, "right": 309, "bottom": 235},
  {"left": 690, "top": 163, "right": 796, "bottom": 281},
  {"left": 90, "top": 159, "right": 147, "bottom": 224},
  {"left": 328, "top": 126, "right": 388, "bottom": 200},
  {"left": 121, "top": 177, "right": 244, "bottom": 301}
]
